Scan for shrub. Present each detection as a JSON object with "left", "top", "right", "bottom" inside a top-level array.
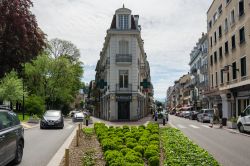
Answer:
[
  {"left": 125, "top": 153, "right": 143, "bottom": 164},
  {"left": 123, "top": 125, "right": 130, "bottom": 133},
  {"left": 138, "top": 136, "right": 149, "bottom": 146},
  {"left": 133, "top": 145, "right": 144, "bottom": 156},
  {"left": 147, "top": 144, "right": 159, "bottom": 152},
  {"left": 104, "top": 150, "right": 124, "bottom": 165},
  {"left": 25, "top": 95, "right": 44, "bottom": 116},
  {"left": 144, "top": 148, "right": 158, "bottom": 159},
  {"left": 148, "top": 156, "right": 160, "bottom": 166},
  {"left": 149, "top": 134, "right": 159, "bottom": 141},
  {"left": 101, "top": 139, "right": 118, "bottom": 151}
]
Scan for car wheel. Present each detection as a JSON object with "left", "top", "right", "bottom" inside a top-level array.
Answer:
[
  {"left": 13, "top": 140, "right": 24, "bottom": 164},
  {"left": 238, "top": 123, "right": 245, "bottom": 133},
  {"left": 40, "top": 125, "right": 44, "bottom": 129}
]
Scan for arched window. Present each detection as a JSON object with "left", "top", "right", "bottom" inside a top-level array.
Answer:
[{"left": 119, "top": 40, "right": 129, "bottom": 54}]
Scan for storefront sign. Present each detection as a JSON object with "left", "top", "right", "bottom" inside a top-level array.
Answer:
[{"left": 116, "top": 95, "right": 132, "bottom": 101}]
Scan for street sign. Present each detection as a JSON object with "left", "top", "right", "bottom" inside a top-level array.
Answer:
[
  {"left": 140, "top": 79, "right": 150, "bottom": 89},
  {"left": 99, "top": 79, "right": 107, "bottom": 89}
]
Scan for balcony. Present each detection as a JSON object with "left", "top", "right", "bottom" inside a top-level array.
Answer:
[
  {"left": 116, "top": 54, "right": 132, "bottom": 64},
  {"left": 116, "top": 84, "right": 132, "bottom": 93}
]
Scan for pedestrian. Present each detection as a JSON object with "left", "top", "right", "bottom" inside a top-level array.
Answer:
[
  {"left": 210, "top": 104, "right": 222, "bottom": 128},
  {"left": 154, "top": 111, "right": 158, "bottom": 121}
]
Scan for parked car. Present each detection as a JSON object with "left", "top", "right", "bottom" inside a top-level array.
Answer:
[
  {"left": 72, "top": 112, "right": 85, "bottom": 122},
  {"left": 40, "top": 110, "right": 64, "bottom": 129},
  {"left": 197, "top": 109, "right": 214, "bottom": 123},
  {"left": 183, "top": 111, "right": 191, "bottom": 118},
  {"left": 189, "top": 111, "right": 199, "bottom": 120},
  {"left": 69, "top": 110, "right": 79, "bottom": 117},
  {"left": 237, "top": 105, "right": 250, "bottom": 133},
  {"left": 0, "top": 109, "right": 24, "bottom": 166}
]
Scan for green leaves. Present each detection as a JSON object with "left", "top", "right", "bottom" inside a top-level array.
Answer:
[{"left": 160, "top": 128, "right": 220, "bottom": 166}]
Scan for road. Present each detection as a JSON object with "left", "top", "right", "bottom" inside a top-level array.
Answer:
[
  {"left": 169, "top": 115, "right": 250, "bottom": 166},
  {"left": 17, "top": 118, "right": 76, "bottom": 166}
]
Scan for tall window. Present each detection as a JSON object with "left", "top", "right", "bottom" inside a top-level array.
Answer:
[
  {"left": 119, "top": 70, "right": 128, "bottom": 88},
  {"left": 239, "top": 27, "right": 245, "bottom": 44},
  {"left": 241, "top": 57, "right": 246, "bottom": 77},
  {"left": 231, "top": 35, "right": 236, "bottom": 49},
  {"left": 227, "top": 72, "right": 230, "bottom": 82},
  {"left": 224, "top": 18, "right": 228, "bottom": 33},
  {"left": 211, "top": 74, "right": 214, "bottom": 87},
  {"left": 214, "top": 51, "right": 217, "bottom": 63},
  {"left": 216, "top": 72, "right": 218, "bottom": 86},
  {"left": 210, "top": 55, "right": 213, "bottom": 66},
  {"left": 119, "top": 40, "right": 129, "bottom": 54},
  {"left": 218, "top": 4, "right": 223, "bottom": 15},
  {"left": 221, "top": 69, "right": 224, "bottom": 83},
  {"left": 219, "top": 47, "right": 223, "bottom": 59},
  {"left": 210, "top": 36, "right": 213, "bottom": 47},
  {"left": 219, "top": 26, "right": 222, "bottom": 38},
  {"left": 232, "top": 62, "right": 237, "bottom": 79},
  {"left": 119, "top": 15, "right": 129, "bottom": 30},
  {"left": 230, "top": 10, "right": 235, "bottom": 25},
  {"left": 239, "top": 0, "right": 244, "bottom": 17},
  {"left": 214, "top": 31, "right": 217, "bottom": 44},
  {"left": 225, "top": 41, "right": 229, "bottom": 54}
]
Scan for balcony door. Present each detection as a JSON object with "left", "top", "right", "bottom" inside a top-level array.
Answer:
[{"left": 119, "top": 70, "right": 128, "bottom": 88}]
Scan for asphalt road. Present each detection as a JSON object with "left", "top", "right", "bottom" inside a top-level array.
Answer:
[
  {"left": 169, "top": 115, "right": 250, "bottom": 166},
  {"left": 17, "top": 118, "right": 76, "bottom": 166}
]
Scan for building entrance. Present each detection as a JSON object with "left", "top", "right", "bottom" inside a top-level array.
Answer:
[{"left": 118, "top": 101, "right": 130, "bottom": 120}]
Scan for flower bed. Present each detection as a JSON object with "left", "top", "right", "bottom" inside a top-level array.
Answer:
[
  {"left": 94, "top": 122, "right": 160, "bottom": 166},
  {"left": 160, "top": 128, "right": 220, "bottom": 166}
]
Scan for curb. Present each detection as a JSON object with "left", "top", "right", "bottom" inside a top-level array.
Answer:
[
  {"left": 21, "top": 123, "right": 39, "bottom": 130},
  {"left": 223, "top": 127, "right": 250, "bottom": 137},
  {"left": 46, "top": 125, "right": 77, "bottom": 166}
]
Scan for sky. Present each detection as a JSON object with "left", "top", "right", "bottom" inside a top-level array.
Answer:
[{"left": 31, "top": 0, "right": 213, "bottom": 102}]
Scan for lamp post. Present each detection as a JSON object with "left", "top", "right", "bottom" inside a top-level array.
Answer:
[{"left": 22, "top": 63, "right": 25, "bottom": 120}]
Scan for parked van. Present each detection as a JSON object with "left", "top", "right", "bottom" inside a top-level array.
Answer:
[{"left": 237, "top": 105, "right": 250, "bottom": 133}]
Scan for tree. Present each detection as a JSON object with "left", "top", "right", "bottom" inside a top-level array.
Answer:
[
  {"left": 47, "top": 38, "right": 80, "bottom": 62},
  {"left": 24, "top": 53, "right": 83, "bottom": 109},
  {"left": 0, "top": 0, "right": 46, "bottom": 78},
  {"left": 0, "top": 71, "right": 27, "bottom": 108}
]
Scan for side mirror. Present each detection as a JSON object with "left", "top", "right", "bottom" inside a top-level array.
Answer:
[{"left": 241, "top": 112, "right": 245, "bottom": 117}]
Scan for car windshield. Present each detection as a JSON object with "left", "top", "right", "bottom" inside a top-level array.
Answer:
[
  {"left": 44, "top": 111, "right": 60, "bottom": 117},
  {"left": 205, "top": 110, "right": 214, "bottom": 114}
]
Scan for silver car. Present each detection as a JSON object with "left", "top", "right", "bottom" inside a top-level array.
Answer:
[{"left": 197, "top": 109, "right": 214, "bottom": 123}]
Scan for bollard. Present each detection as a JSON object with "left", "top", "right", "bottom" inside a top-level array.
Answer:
[
  {"left": 163, "top": 119, "right": 166, "bottom": 126},
  {"left": 76, "top": 130, "right": 79, "bottom": 147},
  {"left": 78, "top": 124, "right": 81, "bottom": 137},
  {"left": 65, "top": 149, "right": 69, "bottom": 166},
  {"left": 86, "top": 119, "right": 88, "bottom": 126}
]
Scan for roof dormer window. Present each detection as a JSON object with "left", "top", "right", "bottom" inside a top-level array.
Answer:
[{"left": 119, "top": 14, "right": 129, "bottom": 30}]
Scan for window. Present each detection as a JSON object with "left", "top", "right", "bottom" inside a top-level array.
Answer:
[
  {"left": 227, "top": 72, "right": 230, "bottom": 82},
  {"left": 225, "top": 0, "right": 231, "bottom": 5},
  {"left": 216, "top": 72, "right": 218, "bottom": 86},
  {"left": 214, "top": 31, "right": 217, "bottom": 44},
  {"left": 209, "top": 20, "right": 212, "bottom": 30},
  {"left": 118, "top": 14, "right": 129, "bottom": 30},
  {"left": 239, "top": 0, "right": 244, "bottom": 17},
  {"left": 232, "top": 62, "right": 237, "bottom": 79},
  {"left": 230, "top": 10, "right": 235, "bottom": 25},
  {"left": 221, "top": 69, "right": 224, "bottom": 83},
  {"left": 219, "top": 47, "right": 223, "bottom": 59},
  {"left": 239, "top": 27, "right": 245, "bottom": 44},
  {"left": 231, "top": 35, "right": 236, "bottom": 49},
  {"left": 211, "top": 74, "right": 214, "bottom": 87},
  {"left": 225, "top": 41, "right": 229, "bottom": 54},
  {"left": 241, "top": 57, "right": 246, "bottom": 77},
  {"left": 210, "top": 55, "right": 213, "bottom": 66},
  {"left": 119, "top": 70, "right": 128, "bottom": 88},
  {"left": 213, "top": 12, "right": 218, "bottom": 23},
  {"left": 119, "top": 40, "right": 129, "bottom": 54},
  {"left": 224, "top": 18, "right": 228, "bottom": 33},
  {"left": 210, "top": 36, "right": 213, "bottom": 47},
  {"left": 219, "top": 26, "right": 222, "bottom": 38},
  {"left": 0, "top": 112, "right": 15, "bottom": 130},
  {"left": 214, "top": 51, "right": 217, "bottom": 63},
  {"left": 218, "top": 4, "right": 223, "bottom": 15}
]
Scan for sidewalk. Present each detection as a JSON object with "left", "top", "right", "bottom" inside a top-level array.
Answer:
[{"left": 21, "top": 121, "right": 39, "bottom": 130}]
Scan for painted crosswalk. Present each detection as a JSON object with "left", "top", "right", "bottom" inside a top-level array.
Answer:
[
  {"left": 174, "top": 124, "right": 211, "bottom": 129},
  {"left": 177, "top": 124, "right": 187, "bottom": 128}
]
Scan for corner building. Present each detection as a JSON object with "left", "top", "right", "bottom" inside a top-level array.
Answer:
[
  {"left": 207, "top": 0, "right": 250, "bottom": 119},
  {"left": 95, "top": 6, "right": 153, "bottom": 121}
]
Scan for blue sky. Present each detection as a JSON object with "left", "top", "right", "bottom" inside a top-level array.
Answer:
[{"left": 31, "top": 0, "right": 212, "bottom": 102}]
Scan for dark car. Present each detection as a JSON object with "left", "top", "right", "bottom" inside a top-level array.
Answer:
[
  {"left": 189, "top": 111, "right": 199, "bottom": 120},
  {"left": 40, "top": 110, "right": 64, "bottom": 129},
  {"left": 0, "top": 109, "right": 24, "bottom": 166}
]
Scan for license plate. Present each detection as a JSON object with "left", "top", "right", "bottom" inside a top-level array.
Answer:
[{"left": 48, "top": 122, "right": 54, "bottom": 125}]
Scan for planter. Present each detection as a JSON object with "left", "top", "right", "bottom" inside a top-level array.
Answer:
[{"left": 227, "top": 121, "right": 237, "bottom": 129}]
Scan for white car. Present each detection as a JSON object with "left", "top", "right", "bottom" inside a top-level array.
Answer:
[
  {"left": 237, "top": 105, "right": 250, "bottom": 133},
  {"left": 72, "top": 112, "right": 85, "bottom": 122}
]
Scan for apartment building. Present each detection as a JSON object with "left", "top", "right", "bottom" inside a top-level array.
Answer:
[
  {"left": 94, "top": 6, "right": 153, "bottom": 121},
  {"left": 207, "top": 0, "right": 250, "bottom": 119}
]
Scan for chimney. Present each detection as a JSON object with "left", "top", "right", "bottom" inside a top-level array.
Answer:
[{"left": 134, "top": 15, "right": 139, "bottom": 29}]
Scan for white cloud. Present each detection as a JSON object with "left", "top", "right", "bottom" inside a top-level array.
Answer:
[{"left": 31, "top": 0, "right": 212, "bottom": 101}]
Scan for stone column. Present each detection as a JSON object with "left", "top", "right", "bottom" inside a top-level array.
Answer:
[{"left": 220, "top": 94, "right": 231, "bottom": 119}]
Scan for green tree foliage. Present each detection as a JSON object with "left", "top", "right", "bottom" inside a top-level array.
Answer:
[
  {"left": 0, "top": 71, "right": 27, "bottom": 104},
  {"left": 24, "top": 53, "right": 83, "bottom": 109},
  {"left": 0, "top": 0, "right": 46, "bottom": 78},
  {"left": 25, "top": 95, "right": 44, "bottom": 116},
  {"left": 46, "top": 38, "right": 80, "bottom": 62}
]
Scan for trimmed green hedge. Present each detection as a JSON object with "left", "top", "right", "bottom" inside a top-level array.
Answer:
[
  {"left": 160, "top": 128, "right": 220, "bottom": 166},
  {"left": 94, "top": 123, "right": 160, "bottom": 166}
]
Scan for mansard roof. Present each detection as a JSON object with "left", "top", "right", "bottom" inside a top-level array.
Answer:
[{"left": 110, "top": 15, "right": 137, "bottom": 30}]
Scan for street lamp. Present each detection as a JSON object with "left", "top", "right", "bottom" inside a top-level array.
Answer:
[
  {"left": 222, "top": 65, "right": 239, "bottom": 72},
  {"left": 22, "top": 63, "right": 25, "bottom": 120}
]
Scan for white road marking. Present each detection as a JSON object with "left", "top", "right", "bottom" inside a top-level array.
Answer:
[
  {"left": 177, "top": 124, "right": 186, "bottom": 128},
  {"left": 168, "top": 121, "right": 177, "bottom": 128},
  {"left": 189, "top": 125, "right": 199, "bottom": 129},
  {"left": 201, "top": 125, "right": 210, "bottom": 128},
  {"left": 66, "top": 125, "right": 73, "bottom": 130}
]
